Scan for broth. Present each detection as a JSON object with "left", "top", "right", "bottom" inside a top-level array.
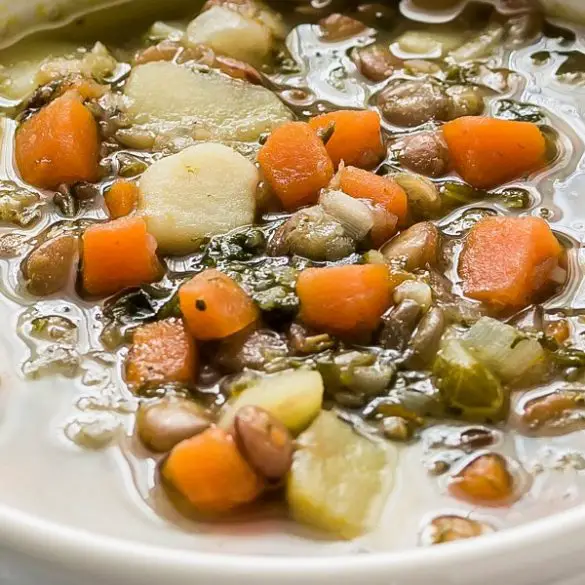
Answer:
[{"left": 0, "top": 0, "right": 584, "bottom": 553}]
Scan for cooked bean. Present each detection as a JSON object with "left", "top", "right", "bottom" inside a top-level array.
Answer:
[
  {"left": 319, "top": 13, "right": 367, "bottom": 41},
  {"left": 449, "top": 453, "right": 514, "bottom": 505},
  {"left": 24, "top": 235, "right": 78, "bottom": 296},
  {"left": 407, "top": 306, "right": 445, "bottom": 368},
  {"left": 421, "top": 515, "right": 493, "bottom": 546},
  {"left": 380, "top": 299, "right": 422, "bottom": 351},
  {"left": 234, "top": 405, "right": 293, "bottom": 480},
  {"left": 378, "top": 80, "right": 449, "bottom": 127},
  {"left": 215, "top": 55, "right": 263, "bottom": 85},
  {"left": 381, "top": 222, "right": 439, "bottom": 270},
  {"left": 352, "top": 44, "right": 399, "bottom": 82},
  {"left": 136, "top": 397, "right": 212, "bottom": 452},
  {"left": 382, "top": 416, "right": 414, "bottom": 441},
  {"left": 522, "top": 391, "right": 584, "bottom": 429},
  {"left": 399, "top": 131, "right": 450, "bottom": 178}
]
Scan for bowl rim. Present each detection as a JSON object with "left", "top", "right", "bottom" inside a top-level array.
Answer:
[{"left": 1, "top": 498, "right": 585, "bottom": 580}]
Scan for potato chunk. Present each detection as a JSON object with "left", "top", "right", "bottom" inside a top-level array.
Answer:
[
  {"left": 186, "top": 6, "right": 272, "bottom": 66},
  {"left": 124, "top": 62, "right": 292, "bottom": 144},
  {"left": 287, "top": 411, "right": 395, "bottom": 538},
  {"left": 138, "top": 143, "right": 258, "bottom": 254}
]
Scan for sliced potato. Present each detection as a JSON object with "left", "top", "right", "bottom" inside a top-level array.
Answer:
[
  {"left": 138, "top": 143, "right": 258, "bottom": 254},
  {"left": 186, "top": 5, "right": 272, "bottom": 66},
  {"left": 219, "top": 369, "right": 324, "bottom": 435},
  {"left": 287, "top": 411, "right": 395, "bottom": 538},
  {"left": 123, "top": 62, "right": 292, "bottom": 144}
]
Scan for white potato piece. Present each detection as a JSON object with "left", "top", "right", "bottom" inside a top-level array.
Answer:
[
  {"left": 138, "top": 143, "right": 258, "bottom": 255},
  {"left": 0, "top": 40, "right": 78, "bottom": 100},
  {"left": 124, "top": 61, "right": 292, "bottom": 144},
  {"left": 186, "top": 5, "right": 272, "bottom": 66}
]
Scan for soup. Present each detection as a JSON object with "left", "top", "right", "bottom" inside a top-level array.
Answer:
[{"left": 0, "top": 0, "right": 585, "bottom": 553}]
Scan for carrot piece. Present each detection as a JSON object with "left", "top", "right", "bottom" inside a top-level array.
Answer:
[
  {"left": 258, "top": 121, "right": 334, "bottom": 210},
  {"left": 162, "top": 428, "right": 264, "bottom": 514},
  {"left": 179, "top": 269, "right": 259, "bottom": 341},
  {"left": 339, "top": 166, "right": 408, "bottom": 226},
  {"left": 308, "top": 110, "right": 385, "bottom": 169},
  {"left": 459, "top": 216, "right": 562, "bottom": 308},
  {"left": 442, "top": 116, "right": 546, "bottom": 189},
  {"left": 82, "top": 217, "right": 162, "bottom": 297},
  {"left": 297, "top": 264, "right": 392, "bottom": 337},
  {"left": 15, "top": 92, "right": 100, "bottom": 189},
  {"left": 126, "top": 318, "right": 197, "bottom": 389},
  {"left": 105, "top": 180, "right": 139, "bottom": 219}
]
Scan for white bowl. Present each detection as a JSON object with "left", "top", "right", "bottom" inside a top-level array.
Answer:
[{"left": 1, "top": 1, "right": 585, "bottom": 584}]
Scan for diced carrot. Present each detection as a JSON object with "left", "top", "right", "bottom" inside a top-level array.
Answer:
[
  {"left": 297, "top": 264, "right": 392, "bottom": 337},
  {"left": 82, "top": 217, "right": 162, "bottom": 297},
  {"left": 15, "top": 92, "right": 100, "bottom": 189},
  {"left": 459, "top": 216, "right": 562, "bottom": 308},
  {"left": 442, "top": 116, "right": 546, "bottom": 189},
  {"left": 126, "top": 318, "right": 197, "bottom": 389},
  {"left": 179, "top": 269, "right": 259, "bottom": 341},
  {"left": 308, "top": 110, "right": 385, "bottom": 169},
  {"left": 258, "top": 121, "right": 334, "bottom": 210},
  {"left": 105, "top": 180, "right": 139, "bottom": 219},
  {"left": 339, "top": 166, "right": 408, "bottom": 226},
  {"left": 162, "top": 428, "right": 264, "bottom": 514}
]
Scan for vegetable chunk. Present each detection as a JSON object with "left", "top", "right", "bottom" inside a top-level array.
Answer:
[
  {"left": 126, "top": 318, "right": 197, "bottom": 389},
  {"left": 81, "top": 217, "right": 162, "bottom": 297},
  {"left": 339, "top": 166, "right": 408, "bottom": 226},
  {"left": 459, "top": 216, "right": 562, "bottom": 308},
  {"left": 442, "top": 117, "right": 546, "bottom": 188},
  {"left": 220, "top": 369, "right": 324, "bottom": 435},
  {"left": 105, "top": 180, "right": 139, "bottom": 219},
  {"left": 258, "top": 121, "right": 334, "bottom": 210},
  {"left": 308, "top": 110, "right": 385, "bottom": 169},
  {"left": 162, "top": 428, "right": 263, "bottom": 514},
  {"left": 16, "top": 92, "right": 100, "bottom": 189},
  {"left": 297, "top": 264, "right": 392, "bottom": 337},
  {"left": 287, "top": 411, "right": 395, "bottom": 538},
  {"left": 139, "top": 143, "right": 258, "bottom": 255},
  {"left": 179, "top": 269, "right": 259, "bottom": 340}
]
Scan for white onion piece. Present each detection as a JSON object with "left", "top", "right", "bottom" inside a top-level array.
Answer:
[
  {"left": 549, "top": 265, "right": 568, "bottom": 285},
  {"left": 319, "top": 190, "right": 374, "bottom": 241},
  {"left": 394, "top": 280, "right": 433, "bottom": 311}
]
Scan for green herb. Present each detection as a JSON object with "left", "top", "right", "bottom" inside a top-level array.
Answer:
[{"left": 494, "top": 99, "right": 546, "bottom": 123}]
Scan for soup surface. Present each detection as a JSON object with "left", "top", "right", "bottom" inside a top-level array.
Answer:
[{"left": 0, "top": 0, "right": 585, "bottom": 554}]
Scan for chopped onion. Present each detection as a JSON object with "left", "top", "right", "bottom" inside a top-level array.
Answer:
[
  {"left": 463, "top": 317, "right": 546, "bottom": 385},
  {"left": 549, "top": 265, "right": 567, "bottom": 285},
  {"left": 394, "top": 280, "right": 433, "bottom": 311},
  {"left": 320, "top": 190, "right": 374, "bottom": 241}
]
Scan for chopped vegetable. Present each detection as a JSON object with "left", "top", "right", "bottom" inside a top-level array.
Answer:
[
  {"left": 433, "top": 339, "right": 506, "bottom": 422},
  {"left": 319, "top": 190, "right": 374, "bottom": 241},
  {"left": 287, "top": 410, "right": 394, "bottom": 538},
  {"left": 81, "top": 217, "right": 162, "bottom": 297},
  {"left": 16, "top": 92, "right": 100, "bottom": 189},
  {"left": 352, "top": 43, "right": 398, "bottom": 81},
  {"left": 24, "top": 235, "right": 78, "bottom": 296},
  {"left": 308, "top": 110, "right": 385, "bottom": 169},
  {"left": 126, "top": 318, "right": 197, "bottom": 389},
  {"left": 393, "top": 172, "right": 441, "bottom": 218},
  {"left": 297, "top": 264, "right": 392, "bottom": 337},
  {"left": 104, "top": 180, "right": 139, "bottom": 219},
  {"left": 258, "top": 121, "right": 334, "bottom": 210},
  {"left": 463, "top": 317, "right": 547, "bottom": 384},
  {"left": 442, "top": 116, "right": 546, "bottom": 188},
  {"left": 220, "top": 369, "right": 324, "bottom": 435},
  {"left": 139, "top": 143, "right": 258, "bottom": 255},
  {"left": 179, "top": 269, "right": 259, "bottom": 341},
  {"left": 399, "top": 131, "right": 450, "bottom": 178},
  {"left": 136, "top": 396, "right": 211, "bottom": 452},
  {"left": 319, "top": 13, "right": 367, "bottom": 41},
  {"left": 339, "top": 166, "right": 408, "bottom": 226},
  {"left": 449, "top": 453, "right": 514, "bottom": 506},
  {"left": 162, "top": 428, "right": 264, "bottom": 514},
  {"left": 459, "top": 216, "right": 563, "bottom": 308},
  {"left": 381, "top": 222, "right": 439, "bottom": 270}
]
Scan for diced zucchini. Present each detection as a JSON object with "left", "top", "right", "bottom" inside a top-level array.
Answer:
[
  {"left": 138, "top": 142, "right": 258, "bottom": 255},
  {"left": 219, "top": 369, "right": 324, "bottom": 435},
  {"left": 124, "top": 62, "right": 292, "bottom": 144},
  {"left": 433, "top": 339, "right": 506, "bottom": 422},
  {"left": 287, "top": 411, "right": 395, "bottom": 538}
]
